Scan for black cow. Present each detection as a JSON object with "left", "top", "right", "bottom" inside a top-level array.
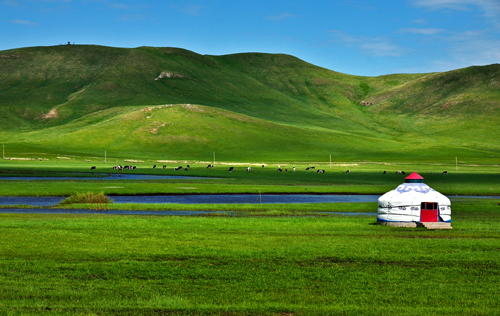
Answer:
[
  {"left": 229, "top": 167, "right": 234, "bottom": 172},
  {"left": 153, "top": 165, "right": 156, "bottom": 169},
  {"left": 184, "top": 168, "right": 189, "bottom": 171},
  {"left": 174, "top": 167, "right": 182, "bottom": 171},
  {"left": 346, "top": 170, "right": 351, "bottom": 173},
  {"left": 317, "top": 169, "right": 325, "bottom": 173},
  {"left": 402, "top": 171, "right": 406, "bottom": 174},
  {"left": 207, "top": 164, "right": 214, "bottom": 168},
  {"left": 163, "top": 165, "right": 166, "bottom": 169},
  {"left": 443, "top": 171, "right": 448, "bottom": 175},
  {"left": 383, "top": 171, "right": 386, "bottom": 174},
  {"left": 305, "top": 167, "right": 310, "bottom": 171},
  {"left": 187, "top": 165, "right": 190, "bottom": 168},
  {"left": 262, "top": 165, "right": 265, "bottom": 168},
  {"left": 90, "top": 166, "right": 96, "bottom": 170},
  {"left": 278, "top": 168, "right": 283, "bottom": 172}
]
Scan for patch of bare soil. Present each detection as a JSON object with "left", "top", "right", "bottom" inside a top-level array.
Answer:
[{"left": 44, "top": 108, "right": 59, "bottom": 119}]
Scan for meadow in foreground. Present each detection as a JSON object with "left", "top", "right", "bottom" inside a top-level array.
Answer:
[{"left": 0, "top": 199, "right": 499, "bottom": 315}]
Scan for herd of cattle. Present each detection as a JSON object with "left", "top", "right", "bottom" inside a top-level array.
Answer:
[{"left": 89, "top": 164, "right": 448, "bottom": 175}]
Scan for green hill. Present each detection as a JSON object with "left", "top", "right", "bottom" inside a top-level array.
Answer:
[{"left": 0, "top": 45, "right": 499, "bottom": 162}]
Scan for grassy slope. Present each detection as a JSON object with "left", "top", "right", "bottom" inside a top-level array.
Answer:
[{"left": 0, "top": 45, "right": 499, "bottom": 161}]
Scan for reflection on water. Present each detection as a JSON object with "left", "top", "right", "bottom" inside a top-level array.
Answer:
[
  {"left": 0, "top": 194, "right": 381, "bottom": 206},
  {"left": 1, "top": 194, "right": 497, "bottom": 207}
]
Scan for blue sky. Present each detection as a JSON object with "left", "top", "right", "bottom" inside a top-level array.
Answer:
[{"left": 1, "top": 0, "right": 500, "bottom": 76}]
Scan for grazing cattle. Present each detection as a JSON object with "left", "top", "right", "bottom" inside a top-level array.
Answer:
[
  {"left": 153, "top": 165, "right": 156, "bottom": 169},
  {"left": 293, "top": 166, "right": 296, "bottom": 172},
  {"left": 383, "top": 171, "right": 386, "bottom": 174},
  {"left": 277, "top": 168, "right": 283, "bottom": 172},
  {"left": 285, "top": 169, "right": 288, "bottom": 172},
  {"left": 174, "top": 167, "right": 182, "bottom": 171},
  {"left": 113, "top": 165, "right": 123, "bottom": 170},
  {"left": 184, "top": 168, "right": 189, "bottom": 171},
  {"left": 305, "top": 167, "right": 310, "bottom": 171},
  {"left": 317, "top": 169, "right": 325, "bottom": 173},
  {"left": 346, "top": 170, "right": 351, "bottom": 173},
  {"left": 402, "top": 171, "right": 406, "bottom": 174},
  {"left": 310, "top": 167, "right": 315, "bottom": 169},
  {"left": 207, "top": 164, "right": 214, "bottom": 168},
  {"left": 262, "top": 165, "right": 265, "bottom": 168},
  {"left": 247, "top": 167, "right": 251, "bottom": 172},
  {"left": 132, "top": 166, "right": 136, "bottom": 170},
  {"left": 187, "top": 165, "right": 190, "bottom": 168},
  {"left": 90, "top": 166, "right": 96, "bottom": 170},
  {"left": 163, "top": 165, "right": 166, "bottom": 169},
  {"left": 396, "top": 170, "right": 402, "bottom": 174},
  {"left": 229, "top": 167, "right": 234, "bottom": 172},
  {"left": 442, "top": 171, "right": 448, "bottom": 175}
]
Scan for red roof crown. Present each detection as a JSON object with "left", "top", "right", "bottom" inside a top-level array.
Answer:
[{"left": 405, "top": 172, "right": 424, "bottom": 180}]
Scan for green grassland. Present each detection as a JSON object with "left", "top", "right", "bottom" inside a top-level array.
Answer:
[
  {"left": 0, "top": 199, "right": 499, "bottom": 315},
  {"left": 0, "top": 45, "right": 499, "bottom": 162},
  {"left": 0, "top": 159, "right": 499, "bottom": 196}
]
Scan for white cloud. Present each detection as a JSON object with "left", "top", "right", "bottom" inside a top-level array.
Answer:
[
  {"left": 2, "top": 0, "right": 19, "bottom": 6},
  {"left": 411, "top": 19, "right": 428, "bottom": 24},
  {"left": 11, "top": 19, "right": 37, "bottom": 25},
  {"left": 412, "top": 0, "right": 500, "bottom": 17},
  {"left": 266, "top": 12, "right": 296, "bottom": 22},
  {"left": 117, "top": 14, "right": 144, "bottom": 21},
  {"left": 398, "top": 28, "right": 444, "bottom": 35},
  {"left": 431, "top": 30, "right": 500, "bottom": 70},
  {"left": 330, "top": 30, "right": 409, "bottom": 57},
  {"left": 172, "top": 5, "right": 207, "bottom": 16},
  {"left": 110, "top": 3, "right": 130, "bottom": 10}
]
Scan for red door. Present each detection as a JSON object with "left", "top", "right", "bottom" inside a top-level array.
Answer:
[{"left": 421, "top": 202, "right": 438, "bottom": 222}]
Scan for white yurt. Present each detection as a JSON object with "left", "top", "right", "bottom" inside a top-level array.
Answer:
[{"left": 378, "top": 172, "right": 451, "bottom": 227}]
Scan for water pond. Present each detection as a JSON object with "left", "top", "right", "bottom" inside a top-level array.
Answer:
[
  {"left": 0, "top": 194, "right": 497, "bottom": 207},
  {"left": 0, "top": 194, "right": 381, "bottom": 206}
]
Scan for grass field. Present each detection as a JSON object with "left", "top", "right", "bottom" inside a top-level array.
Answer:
[
  {"left": 0, "top": 199, "right": 499, "bottom": 315},
  {"left": 1, "top": 157, "right": 500, "bottom": 315}
]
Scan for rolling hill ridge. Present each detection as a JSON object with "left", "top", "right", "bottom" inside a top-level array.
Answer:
[{"left": 0, "top": 45, "right": 499, "bottom": 162}]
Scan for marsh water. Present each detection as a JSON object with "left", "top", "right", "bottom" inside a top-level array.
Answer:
[
  {"left": 0, "top": 194, "right": 497, "bottom": 207},
  {"left": 0, "top": 194, "right": 381, "bottom": 206}
]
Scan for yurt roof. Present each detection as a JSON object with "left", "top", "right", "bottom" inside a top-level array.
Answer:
[
  {"left": 405, "top": 172, "right": 424, "bottom": 180},
  {"left": 378, "top": 174, "right": 450, "bottom": 207}
]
